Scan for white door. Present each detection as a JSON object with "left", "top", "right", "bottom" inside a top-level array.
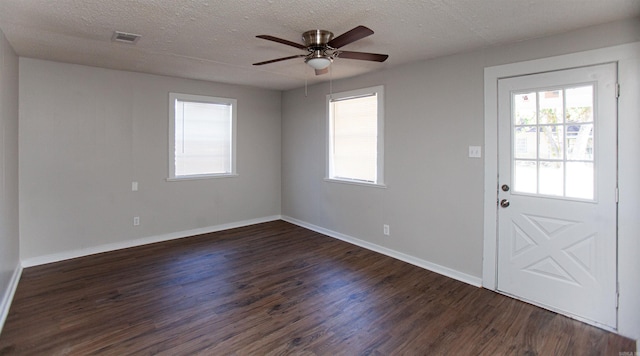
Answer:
[{"left": 497, "top": 63, "right": 618, "bottom": 328}]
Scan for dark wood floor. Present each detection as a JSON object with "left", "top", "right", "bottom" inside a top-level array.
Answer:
[{"left": 0, "top": 221, "right": 635, "bottom": 355}]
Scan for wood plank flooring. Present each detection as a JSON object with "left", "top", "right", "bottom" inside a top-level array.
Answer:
[{"left": 0, "top": 220, "right": 635, "bottom": 355}]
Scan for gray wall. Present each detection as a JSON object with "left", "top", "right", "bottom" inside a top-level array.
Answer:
[
  {"left": 282, "top": 19, "right": 640, "bottom": 282},
  {"left": 0, "top": 29, "right": 19, "bottom": 314},
  {"left": 19, "top": 59, "right": 282, "bottom": 260}
]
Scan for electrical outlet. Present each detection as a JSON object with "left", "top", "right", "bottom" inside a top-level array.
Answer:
[
  {"left": 383, "top": 224, "right": 390, "bottom": 236},
  {"left": 133, "top": 216, "right": 140, "bottom": 226},
  {"left": 132, "top": 181, "right": 138, "bottom": 191}
]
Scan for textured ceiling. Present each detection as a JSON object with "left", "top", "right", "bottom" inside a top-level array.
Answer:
[{"left": 0, "top": 0, "right": 638, "bottom": 90}]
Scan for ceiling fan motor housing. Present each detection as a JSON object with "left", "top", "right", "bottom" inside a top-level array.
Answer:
[{"left": 302, "top": 30, "right": 334, "bottom": 49}]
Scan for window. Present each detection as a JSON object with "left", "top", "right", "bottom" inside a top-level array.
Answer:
[
  {"left": 327, "top": 86, "right": 384, "bottom": 186},
  {"left": 168, "top": 93, "right": 237, "bottom": 180},
  {"left": 511, "top": 85, "right": 595, "bottom": 200}
]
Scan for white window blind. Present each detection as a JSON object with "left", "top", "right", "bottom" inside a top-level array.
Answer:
[
  {"left": 327, "top": 86, "right": 384, "bottom": 186},
  {"left": 169, "top": 93, "right": 237, "bottom": 179}
]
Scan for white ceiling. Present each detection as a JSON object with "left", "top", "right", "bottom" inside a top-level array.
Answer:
[{"left": 0, "top": 0, "right": 638, "bottom": 91}]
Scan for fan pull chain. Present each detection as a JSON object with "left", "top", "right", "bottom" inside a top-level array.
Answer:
[
  {"left": 304, "top": 61, "right": 309, "bottom": 97},
  {"left": 329, "top": 65, "right": 333, "bottom": 99}
]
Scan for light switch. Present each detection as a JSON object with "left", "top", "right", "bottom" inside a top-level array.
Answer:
[
  {"left": 469, "top": 146, "right": 482, "bottom": 158},
  {"left": 132, "top": 181, "right": 138, "bottom": 191}
]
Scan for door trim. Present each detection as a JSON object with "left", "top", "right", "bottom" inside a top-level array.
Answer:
[{"left": 483, "top": 43, "right": 640, "bottom": 334}]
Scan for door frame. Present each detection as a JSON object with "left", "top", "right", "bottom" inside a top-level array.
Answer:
[{"left": 483, "top": 42, "right": 640, "bottom": 337}]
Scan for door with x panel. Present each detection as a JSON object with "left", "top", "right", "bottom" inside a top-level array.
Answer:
[{"left": 497, "top": 63, "right": 617, "bottom": 328}]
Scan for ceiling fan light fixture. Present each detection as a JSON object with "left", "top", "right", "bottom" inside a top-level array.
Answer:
[{"left": 306, "top": 56, "right": 332, "bottom": 70}]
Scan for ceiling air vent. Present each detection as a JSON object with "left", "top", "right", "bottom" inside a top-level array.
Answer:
[{"left": 111, "top": 31, "right": 141, "bottom": 44}]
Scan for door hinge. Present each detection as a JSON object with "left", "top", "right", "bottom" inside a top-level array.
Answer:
[
  {"left": 616, "top": 282, "right": 620, "bottom": 309},
  {"left": 615, "top": 83, "right": 620, "bottom": 98},
  {"left": 615, "top": 187, "right": 619, "bottom": 203}
]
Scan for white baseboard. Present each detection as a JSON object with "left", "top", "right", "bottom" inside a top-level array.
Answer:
[
  {"left": 0, "top": 263, "right": 23, "bottom": 335},
  {"left": 21, "top": 215, "right": 282, "bottom": 268},
  {"left": 282, "top": 215, "right": 483, "bottom": 288}
]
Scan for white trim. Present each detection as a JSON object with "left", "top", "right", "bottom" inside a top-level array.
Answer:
[
  {"left": 282, "top": 215, "right": 482, "bottom": 287},
  {"left": 483, "top": 64, "right": 500, "bottom": 289},
  {"left": 166, "top": 173, "right": 239, "bottom": 182},
  {"left": 323, "top": 178, "right": 387, "bottom": 189},
  {"left": 21, "top": 216, "right": 281, "bottom": 268},
  {"left": 0, "top": 263, "right": 23, "bottom": 335}
]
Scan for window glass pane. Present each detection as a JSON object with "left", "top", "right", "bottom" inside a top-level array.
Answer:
[
  {"left": 514, "top": 126, "right": 537, "bottom": 159},
  {"left": 539, "top": 125, "right": 564, "bottom": 159},
  {"left": 539, "top": 90, "right": 563, "bottom": 124},
  {"left": 513, "top": 92, "right": 537, "bottom": 125},
  {"left": 565, "top": 86, "right": 593, "bottom": 123},
  {"left": 175, "top": 100, "right": 232, "bottom": 176},
  {"left": 539, "top": 161, "right": 563, "bottom": 196},
  {"left": 566, "top": 162, "right": 594, "bottom": 199},
  {"left": 514, "top": 160, "right": 537, "bottom": 194},
  {"left": 511, "top": 84, "right": 595, "bottom": 201},
  {"left": 566, "top": 124, "right": 593, "bottom": 161},
  {"left": 331, "top": 94, "right": 378, "bottom": 182}
]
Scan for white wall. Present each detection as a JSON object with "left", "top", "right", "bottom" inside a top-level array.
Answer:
[
  {"left": 19, "top": 59, "right": 282, "bottom": 261},
  {"left": 0, "top": 28, "right": 19, "bottom": 328},
  {"left": 281, "top": 19, "right": 640, "bottom": 338}
]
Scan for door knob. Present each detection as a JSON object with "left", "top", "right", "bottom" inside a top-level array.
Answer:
[{"left": 500, "top": 199, "right": 510, "bottom": 208}]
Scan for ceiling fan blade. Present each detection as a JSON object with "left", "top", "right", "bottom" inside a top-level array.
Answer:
[
  {"left": 327, "top": 25, "right": 374, "bottom": 49},
  {"left": 256, "top": 35, "right": 306, "bottom": 50},
  {"left": 315, "top": 68, "right": 329, "bottom": 76},
  {"left": 337, "top": 51, "right": 389, "bottom": 62},
  {"left": 253, "top": 55, "right": 305, "bottom": 66}
]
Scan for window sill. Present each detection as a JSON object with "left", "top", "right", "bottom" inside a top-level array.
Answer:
[
  {"left": 167, "top": 173, "right": 238, "bottom": 182},
  {"left": 324, "top": 178, "right": 387, "bottom": 189}
]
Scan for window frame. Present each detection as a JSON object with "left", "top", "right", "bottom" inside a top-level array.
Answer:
[
  {"left": 325, "top": 85, "right": 385, "bottom": 187},
  {"left": 167, "top": 92, "right": 238, "bottom": 181}
]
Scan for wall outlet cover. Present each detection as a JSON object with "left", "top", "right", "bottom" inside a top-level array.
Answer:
[{"left": 468, "top": 146, "right": 482, "bottom": 158}]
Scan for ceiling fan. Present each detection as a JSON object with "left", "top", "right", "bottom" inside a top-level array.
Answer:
[{"left": 253, "top": 25, "right": 389, "bottom": 75}]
